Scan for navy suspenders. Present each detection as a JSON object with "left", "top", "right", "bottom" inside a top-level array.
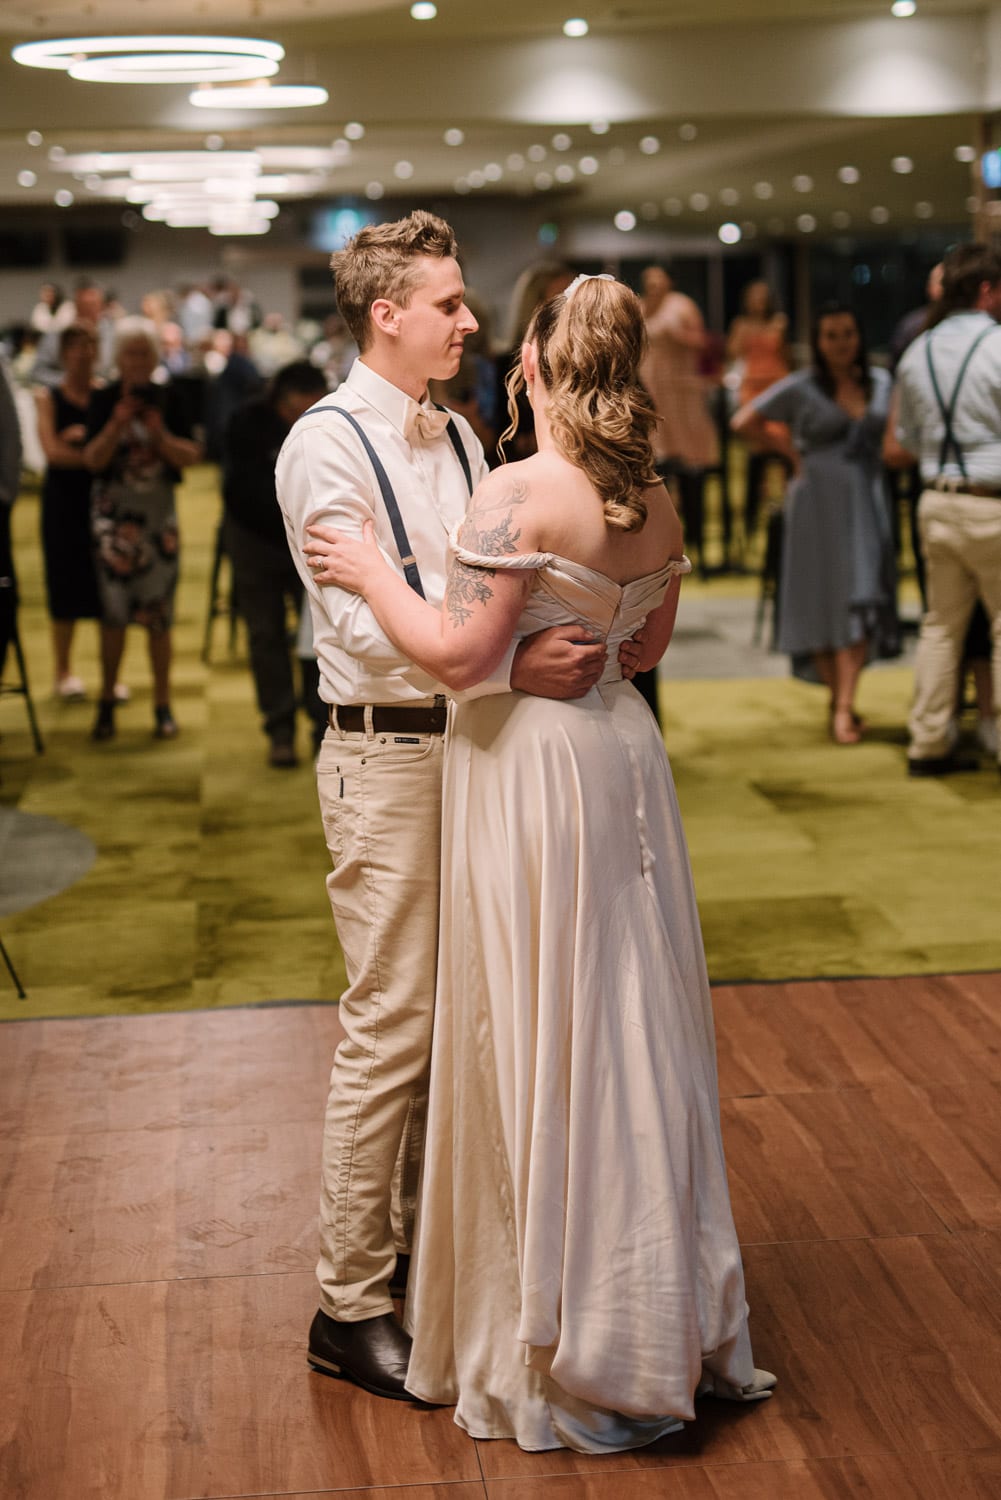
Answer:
[
  {"left": 924, "top": 325, "right": 997, "bottom": 479},
  {"left": 308, "top": 403, "right": 474, "bottom": 598}
]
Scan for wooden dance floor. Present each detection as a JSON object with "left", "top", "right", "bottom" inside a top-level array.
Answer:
[{"left": 2, "top": 973, "right": 1000, "bottom": 1499}]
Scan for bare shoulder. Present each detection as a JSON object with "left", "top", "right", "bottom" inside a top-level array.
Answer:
[
  {"left": 459, "top": 460, "right": 544, "bottom": 557},
  {"left": 643, "top": 480, "right": 685, "bottom": 555}
]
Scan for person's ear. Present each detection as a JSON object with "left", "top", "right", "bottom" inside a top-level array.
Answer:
[
  {"left": 370, "top": 298, "right": 401, "bottom": 339},
  {"left": 521, "top": 340, "right": 538, "bottom": 388}
]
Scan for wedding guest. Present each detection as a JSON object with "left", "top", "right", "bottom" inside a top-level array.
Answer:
[
  {"left": 83, "top": 319, "right": 202, "bottom": 741},
  {"left": 222, "top": 359, "right": 329, "bottom": 767},
  {"left": 34, "top": 325, "right": 112, "bottom": 700},
  {"left": 733, "top": 304, "right": 898, "bottom": 743}
]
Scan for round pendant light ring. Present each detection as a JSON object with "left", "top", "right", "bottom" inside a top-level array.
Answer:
[{"left": 11, "top": 35, "right": 284, "bottom": 86}]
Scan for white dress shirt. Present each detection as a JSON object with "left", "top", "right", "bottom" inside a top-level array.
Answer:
[
  {"left": 276, "top": 358, "right": 514, "bottom": 705},
  {"left": 896, "top": 311, "right": 1001, "bottom": 485}
]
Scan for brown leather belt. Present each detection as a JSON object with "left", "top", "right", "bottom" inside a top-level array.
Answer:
[
  {"left": 330, "top": 701, "right": 448, "bottom": 735},
  {"left": 931, "top": 478, "right": 1001, "bottom": 497}
]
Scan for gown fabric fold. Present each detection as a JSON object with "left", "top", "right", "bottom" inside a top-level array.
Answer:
[{"left": 404, "top": 538, "right": 758, "bottom": 1452}]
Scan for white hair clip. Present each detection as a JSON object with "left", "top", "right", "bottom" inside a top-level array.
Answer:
[{"left": 563, "top": 272, "right": 616, "bottom": 301}]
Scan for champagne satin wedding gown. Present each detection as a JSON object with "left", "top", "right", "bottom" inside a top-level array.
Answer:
[{"left": 404, "top": 537, "right": 770, "bottom": 1452}]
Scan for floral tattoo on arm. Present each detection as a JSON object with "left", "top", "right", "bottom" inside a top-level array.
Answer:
[{"left": 446, "top": 478, "right": 529, "bottom": 628}]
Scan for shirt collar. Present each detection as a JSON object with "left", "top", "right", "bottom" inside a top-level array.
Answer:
[{"left": 346, "top": 358, "right": 435, "bottom": 439}]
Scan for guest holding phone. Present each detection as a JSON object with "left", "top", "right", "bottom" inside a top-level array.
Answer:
[{"left": 84, "top": 318, "right": 202, "bottom": 742}]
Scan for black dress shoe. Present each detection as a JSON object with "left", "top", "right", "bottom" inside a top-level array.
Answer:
[
  {"left": 388, "top": 1253, "right": 410, "bottom": 1297},
  {"left": 907, "top": 752, "right": 980, "bottom": 777},
  {"left": 307, "top": 1309, "right": 415, "bottom": 1402}
]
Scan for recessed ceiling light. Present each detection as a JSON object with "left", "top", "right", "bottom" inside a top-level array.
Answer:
[
  {"left": 534, "top": 172, "right": 553, "bottom": 190},
  {"left": 411, "top": 2, "right": 437, "bottom": 17},
  {"left": 689, "top": 193, "right": 710, "bottom": 211},
  {"left": 552, "top": 133, "right": 572, "bottom": 151},
  {"left": 718, "top": 222, "right": 741, "bottom": 244},
  {"left": 914, "top": 201, "right": 934, "bottom": 218},
  {"left": 662, "top": 198, "right": 682, "bottom": 215},
  {"left": 870, "top": 205, "right": 890, "bottom": 223},
  {"left": 891, "top": 0, "right": 916, "bottom": 15},
  {"left": 468, "top": 170, "right": 485, "bottom": 188},
  {"left": 484, "top": 162, "right": 503, "bottom": 181},
  {"left": 26, "top": 130, "right": 43, "bottom": 147},
  {"left": 17, "top": 169, "right": 37, "bottom": 187},
  {"left": 720, "top": 188, "right": 740, "bottom": 206},
  {"left": 614, "top": 209, "right": 636, "bottom": 231},
  {"left": 639, "top": 136, "right": 660, "bottom": 155},
  {"left": 954, "top": 145, "right": 976, "bottom": 163},
  {"left": 394, "top": 161, "right": 414, "bottom": 179},
  {"left": 891, "top": 156, "right": 914, "bottom": 174},
  {"left": 578, "top": 156, "right": 599, "bottom": 174},
  {"left": 205, "top": 134, "right": 225, "bottom": 150},
  {"left": 796, "top": 213, "right": 817, "bottom": 232},
  {"left": 838, "top": 165, "right": 860, "bottom": 184},
  {"left": 679, "top": 123, "right": 697, "bottom": 141},
  {"left": 507, "top": 153, "right": 526, "bottom": 171},
  {"left": 965, "top": 194, "right": 980, "bottom": 213},
  {"left": 54, "top": 189, "right": 75, "bottom": 207},
  {"left": 444, "top": 128, "right": 465, "bottom": 146},
  {"left": 563, "top": 18, "right": 589, "bottom": 37},
  {"left": 554, "top": 164, "right": 575, "bottom": 183},
  {"left": 454, "top": 179, "right": 471, "bottom": 195},
  {"left": 12, "top": 35, "right": 284, "bottom": 86},
  {"left": 753, "top": 181, "right": 774, "bottom": 199},
  {"left": 590, "top": 120, "right": 609, "bottom": 135},
  {"left": 366, "top": 181, "right": 384, "bottom": 199},
  {"left": 344, "top": 122, "right": 365, "bottom": 140},
  {"left": 527, "top": 144, "right": 547, "bottom": 162},
  {"left": 190, "top": 83, "right": 328, "bottom": 109},
  {"left": 792, "top": 174, "right": 813, "bottom": 192},
  {"left": 48, "top": 146, "right": 66, "bottom": 162}
]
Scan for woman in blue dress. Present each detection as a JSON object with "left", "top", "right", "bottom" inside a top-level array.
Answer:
[{"left": 733, "top": 304, "right": 899, "bottom": 744}]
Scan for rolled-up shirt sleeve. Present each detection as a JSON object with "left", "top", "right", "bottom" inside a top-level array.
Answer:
[{"left": 277, "top": 422, "right": 428, "bottom": 686}]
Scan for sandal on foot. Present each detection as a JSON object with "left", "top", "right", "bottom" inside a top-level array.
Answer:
[
  {"left": 153, "top": 706, "right": 179, "bottom": 740},
  {"left": 91, "top": 700, "right": 116, "bottom": 741}
]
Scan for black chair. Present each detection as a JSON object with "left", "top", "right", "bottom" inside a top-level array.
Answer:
[
  {"left": 201, "top": 518, "right": 241, "bottom": 664},
  {"left": 0, "top": 577, "right": 44, "bottom": 754},
  {"left": 0, "top": 935, "right": 26, "bottom": 999},
  {"left": 753, "top": 504, "right": 784, "bottom": 649}
]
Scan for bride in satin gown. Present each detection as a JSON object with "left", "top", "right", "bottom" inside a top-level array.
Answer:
[{"left": 305, "top": 274, "right": 775, "bottom": 1453}]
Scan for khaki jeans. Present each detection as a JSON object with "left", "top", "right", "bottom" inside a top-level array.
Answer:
[
  {"left": 315, "top": 715, "right": 445, "bottom": 1320},
  {"left": 909, "top": 489, "right": 1001, "bottom": 762}
]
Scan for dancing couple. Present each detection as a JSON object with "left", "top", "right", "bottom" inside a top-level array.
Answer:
[{"left": 275, "top": 211, "right": 774, "bottom": 1453}]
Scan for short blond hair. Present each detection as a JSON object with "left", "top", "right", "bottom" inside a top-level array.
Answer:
[{"left": 331, "top": 210, "right": 458, "bottom": 350}]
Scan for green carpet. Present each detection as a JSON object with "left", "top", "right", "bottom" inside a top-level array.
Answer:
[{"left": 1, "top": 465, "right": 999, "bottom": 1021}]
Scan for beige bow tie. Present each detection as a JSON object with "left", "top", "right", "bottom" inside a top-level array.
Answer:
[{"left": 407, "top": 405, "right": 451, "bottom": 443}]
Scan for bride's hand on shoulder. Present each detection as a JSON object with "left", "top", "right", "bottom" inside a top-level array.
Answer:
[{"left": 304, "top": 518, "right": 383, "bottom": 594}]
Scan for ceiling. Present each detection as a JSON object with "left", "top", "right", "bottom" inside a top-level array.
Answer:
[{"left": 0, "top": 0, "right": 996, "bottom": 243}]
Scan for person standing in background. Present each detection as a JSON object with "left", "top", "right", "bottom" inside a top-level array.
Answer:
[
  {"left": 222, "top": 359, "right": 329, "bottom": 768},
  {"left": 733, "top": 304, "right": 898, "bottom": 744},
  {"left": 888, "top": 243, "right": 1001, "bottom": 777},
  {"left": 84, "top": 319, "right": 202, "bottom": 743},
  {"left": 639, "top": 265, "right": 718, "bottom": 576},
  {"left": 33, "top": 325, "right": 110, "bottom": 701},
  {"left": 0, "top": 353, "right": 22, "bottom": 680},
  {"left": 727, "top": 280, "right": 792, "bottom": 542}
]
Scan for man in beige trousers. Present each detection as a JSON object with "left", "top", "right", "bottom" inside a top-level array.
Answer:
[
  {"left": 276, "top": 212, "right": 615, "bottom": 1400},
  {"left": 891, "top": 241, "right": 1001, "bottom": 779}
]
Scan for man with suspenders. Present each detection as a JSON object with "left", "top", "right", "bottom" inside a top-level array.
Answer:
[
  {"left": 892, "top": 242, "right": 1001, "bottom": 778},
  {"left": 275, "top": 213, "right": 613, "bottom": 1400}
]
